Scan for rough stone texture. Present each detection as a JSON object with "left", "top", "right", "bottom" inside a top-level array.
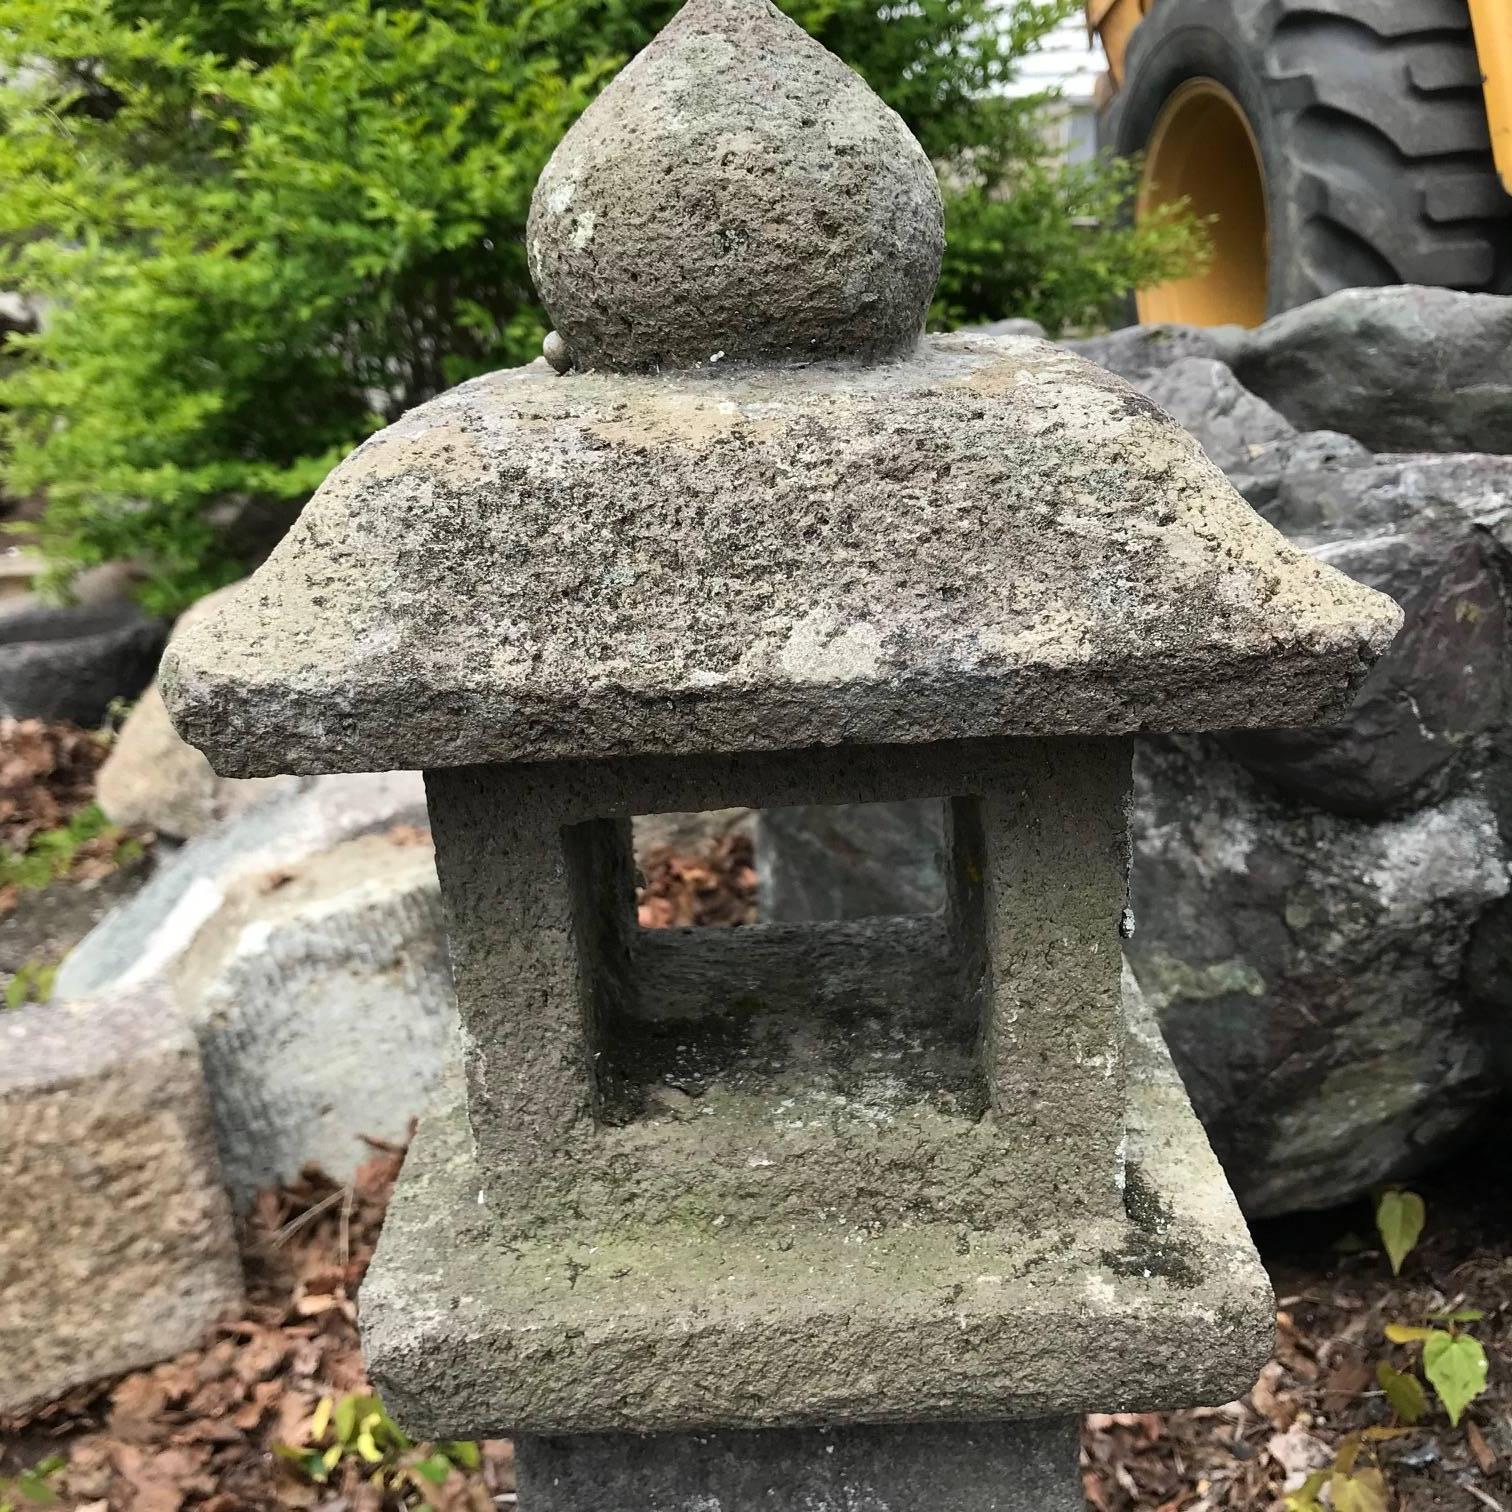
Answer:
[
  {"left": 57, "top": 771, "right": 427, "bottom": 1000},
  {"left": 55, "top": 772, "right": 444, "bottom": 1201},
  {"left": 759, "top": 799, "right": 947, "bottom": 922},
  {"left": 424, "top": 738, "right": 1133, "bottom": 1233},
  {"left": 525, "top": 0, "right": 943, "bottom": 373},
  {"left": 1234, "top": 286, "right": 1512, "bottom": 455},
  {"left": 0, "top": 599, "right": 166, "bottom": 726},
  {"left": 1066, "top": 323, "right": 1248, "bottom": 385},
  {"left": 1128, "top": 739, "right": 1507, "bottom": 1218},
  {"left": 161, "top": 337, "right": 1399, "bottom": 779},
  {"left": 0, "top": 985, "right": 243, "bottom": 1415},
  {"left": 170, "top": 831, "right": 453, "bottom": 1204},
  {"left": 98, "top": 583, "right": 297, "bottom": 838},
  {"left": 515, "top": 1418, "right": 1083, "bottom": 1512},
  {"left": 758, "top": 311, "right": 1512, "bottom": 1215},
  {"left": 360, "top": 968, "right": 1274, "bottom": 1436}
]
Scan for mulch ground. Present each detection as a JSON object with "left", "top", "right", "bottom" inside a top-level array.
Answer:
[
  {"left": 0, "top": 718, "right": 156, "bottom": 998},
  {"left": 2, "top": 741, "right": 1508, "bottom": 1509}
]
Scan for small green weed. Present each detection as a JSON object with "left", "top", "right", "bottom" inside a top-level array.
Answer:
[
  {"left": 1284, "top": 1433, "right": 1387, "bottom": 1512},
  {"left": 4, "top": 957, "right": 57, "bottom": 1010},
  {"left": 1375, "top": 1189, "right": 1426, "bottom": 1275},
  {"left": 0, "top": 803, "right": 141, "bottom": 895},
  {"left": 0, "top": 1453, "right": 66, "bottom": 1511},
  {"left": 276, "top": 1392, "right": 480, "bottom": 1506}
]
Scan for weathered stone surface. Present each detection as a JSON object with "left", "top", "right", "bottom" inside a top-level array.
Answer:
[
  {"left": 171, "top": 831, "right": 452, "bottom": 1204},
  {"left": 1128, "top": 739, "right": 1506, "bottom": 1218},
  {"left": 1234, "top": 286, "right": 1512, "bottom": 455},
  {"left": 56, "top": 773, "right": 445, "bottom": 1202},
  {"left": 758, "top": 799, "right": 947, "bottom": 922},
  {"left": 424, "top": 738, "right": 1133, "bottom": 1235},
  {"left": 361, "top": 967, "right": 1273, "bottom": 1435},
  {"left": 0, "top": 986, "right": 243, "bottom": 1415},
  {"left": 525, "top": 0, "right": 942, "bottom": 373},
  {"left": 0, "top": 599, "right": 166, "bottom": 726},
  {"left": 57, "top": 771, "right": 427, "bottom": 1000},
  {"left": 98, "top": 583, "right": 297, "bottom": 838},
  {"left": 1066, "top": 322, "right": 1248, "bottom": 385},
  {"left": 515, "top": 1418, "right": 1083, "bottom": 1512},
  {"left": 161, "top": 337, "right": 1399, "bottom": 778}
]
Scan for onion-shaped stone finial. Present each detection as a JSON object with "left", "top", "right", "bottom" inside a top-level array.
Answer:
[{"left": 526, "top": 0, "right": 945, "bottom": 373}]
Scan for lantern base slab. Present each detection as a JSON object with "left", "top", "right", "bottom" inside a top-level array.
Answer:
[{"left": 361, "top": 972, "right": 1274, "bottom": 1437}]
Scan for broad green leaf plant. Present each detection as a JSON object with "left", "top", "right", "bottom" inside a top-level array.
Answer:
[{"left": 0, "top": 0, "right": 1204, "bottom": 613}]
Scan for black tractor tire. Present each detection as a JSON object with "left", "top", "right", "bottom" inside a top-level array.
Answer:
[{"left": 1103, "top": 0, "right": 1512, "bottom": 315}]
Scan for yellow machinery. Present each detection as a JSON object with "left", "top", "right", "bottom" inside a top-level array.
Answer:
[{"left": 1089, "top": 0, "right": 1512, "bottom": 325}]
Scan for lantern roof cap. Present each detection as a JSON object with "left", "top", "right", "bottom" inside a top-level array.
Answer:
[
  {"left": 162, "top": 335, "right": 1401, "bottom": 778},
  {"left": 524, "top": 0, "right": 944, "bottom": 373}
]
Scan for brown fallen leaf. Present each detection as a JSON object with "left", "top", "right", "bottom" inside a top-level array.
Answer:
[{"left": 1468, "top": 1418, "right": 1497, "bottom": 1475}]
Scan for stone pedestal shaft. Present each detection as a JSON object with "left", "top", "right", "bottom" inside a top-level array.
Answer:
[{"left": 514, "top": 1418, "right": 1083, "bottom": 1512}]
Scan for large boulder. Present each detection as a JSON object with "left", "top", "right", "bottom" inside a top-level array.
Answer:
[
  {"left": 1128, "top": 740, "right": 1506, "bottom": 1217},
  {"left": 1233, "top": 287, "right": 1512, "bottom": 455},
  {"left": 171, "top": 828, "right": 451, "bottom": 1203},
  {"left": 1077, "top": 286, "right": 1512, "bottom": 458},
  {"left": 57, "top": 773, "right": 449, "bottom": 1204},
  {"left": 0, "top": 985, "right": 243, "bottom": 1414}
]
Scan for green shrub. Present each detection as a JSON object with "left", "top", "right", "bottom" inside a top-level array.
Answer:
[{"left": 0, "top": 0, "right": 1202, "bottom": 613}]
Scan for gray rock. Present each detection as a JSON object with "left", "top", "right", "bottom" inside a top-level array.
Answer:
[
  {"left": 1235, "top": 286, "right": 1512, "bottom": 455},
  {"left": 0, "top": 985, "right": 243, "bottom": 1414},
  {"left": 964, "top": 317, "right": 1048, "bottom": 340},
  {"left": 173, "top": 829, "right": 452, "bottom": 1204},
  {"left": 1066, "top": 322, "right": 1248, "bottom": 384},
  {"left": 57, "top": 771, "right": 428, "bottom": 1001},
  {"left": 1136, "top": 357, "right": 1297, "bottom": 490},
  {"left": 1128, "top": 739, "right": 1506, "bottom": 1218},
  {"left": 515, "top": 1418, "right": 1083, "bottom": 1512},
  {"left": 56, "top": 773, "right": 446, "bottom": 1201},
  {"left": 161, "top": 337, "right": 1399, "bottom": 779},
  {"left": 525, "top": 0, "right": 943, "bottom": 373},
  {"left": 1228, "top": 519, "right": 1511, "bottom": 819},
  {"left": 0, "top": 599, "right": 166, "bottom": 726},
  {"left": 759, "top": 799, "right": 947, "bottom": 922}
]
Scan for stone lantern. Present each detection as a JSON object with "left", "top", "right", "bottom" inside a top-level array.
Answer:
[{"left": 162, "top": 0, "right": 1400, "bottom": 1505}]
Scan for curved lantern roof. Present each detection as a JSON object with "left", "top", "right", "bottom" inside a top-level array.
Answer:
[{"left": 161, "top": 0, "right": 1400, "bottom": 778}]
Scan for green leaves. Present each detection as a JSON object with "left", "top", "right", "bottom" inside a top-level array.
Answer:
[
  {"left": 0, "top": 0, "right": 1202, "bottom": 610},
  {"left": 1422, "top": 1331, "right": 1489, "bottom": 1428},
  {"left": 279, "top": 1390, "right": 482, "bottom": 1498},
  {"left": 1375, "top": 1361, "right": 1427, "bottom": 1425},
  {"left": 1285, "top": 1437, "right": 1387, "bottom": 1512},
  {"left": 1375, "top": 1189, "right": 1425, "bottom": 1275}
]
